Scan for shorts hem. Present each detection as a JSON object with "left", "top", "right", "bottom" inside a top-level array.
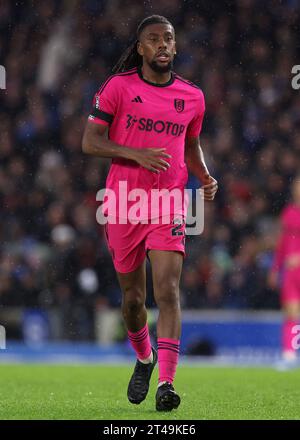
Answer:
[
  {"left": 146, "top": 247, "right": 186, "bottom": 257},
  {"left": 113, "top": 256, "right": 146, "bottom": 274}
]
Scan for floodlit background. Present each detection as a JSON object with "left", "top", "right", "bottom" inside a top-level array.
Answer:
[{"left": 0, "top": 0, "right": 300, "bottom": 364}]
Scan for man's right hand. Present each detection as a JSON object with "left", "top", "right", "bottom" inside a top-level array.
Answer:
[
  {"left": 82, "top": 122, "right": 172, "bottom": 172},
  {"left": 130, "top": 148, "right": 172, "bottom": 173}
]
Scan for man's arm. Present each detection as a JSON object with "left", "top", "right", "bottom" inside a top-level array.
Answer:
[
  {"left": 82, "top": 121, "right": 134, "bottom": 159},
  {"left": 185, "top": 136, "right": 218, "bottom": 201},
  {"left": 82, "top": 121, "right": 171, "bottom": 173}
]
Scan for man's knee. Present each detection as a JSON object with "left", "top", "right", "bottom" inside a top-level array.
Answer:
[
  {"left": 155, "top": 279, "right": 180, "bottom": 309},
  {"left": 122, "top": 288, "right": 145, "bottom": 314}
]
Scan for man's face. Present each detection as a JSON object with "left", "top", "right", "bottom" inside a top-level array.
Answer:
[{"left": 137, "top": 23, "right": 176, "bottom": 73}]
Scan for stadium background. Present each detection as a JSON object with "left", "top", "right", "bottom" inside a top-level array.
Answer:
[{"left": 0, "top": 0, "right": 300, "bottom": 361}]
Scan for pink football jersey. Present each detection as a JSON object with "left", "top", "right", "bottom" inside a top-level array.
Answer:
[{"left": 88, "top": 67, "right": 205, "bottom": 220}]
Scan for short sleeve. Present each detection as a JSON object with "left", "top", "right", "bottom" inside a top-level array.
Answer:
[
  {"left": 88, "top": 76, "right": 119, "bottom": 126},
  {"left": 186, "top": 90, "right": 205, "bottom": 138}
]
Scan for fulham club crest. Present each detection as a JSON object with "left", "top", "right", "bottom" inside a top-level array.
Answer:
[{"left": 174, "top": 98, "right": 185, "bottom": 113}]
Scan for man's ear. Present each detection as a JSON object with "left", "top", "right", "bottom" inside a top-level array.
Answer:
[{"left": 137, "top": 41, "right": 143, "bottom": 56}]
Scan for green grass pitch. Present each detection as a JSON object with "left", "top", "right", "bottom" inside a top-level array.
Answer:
[{"left": 0, "top": 364, "right": 299, "bottom": 420}]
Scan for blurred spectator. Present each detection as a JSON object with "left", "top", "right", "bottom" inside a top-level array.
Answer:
[{"left": 1, "top": 0, "right": 300, "bottom": 340}]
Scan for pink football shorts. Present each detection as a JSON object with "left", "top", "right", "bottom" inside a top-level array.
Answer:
[{"left": 104, "top": 218, "right": 186, "bottom": 273}]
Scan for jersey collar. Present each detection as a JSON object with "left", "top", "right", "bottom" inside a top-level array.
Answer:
[{"left": 137, "top": 66, "right": 175, "bottom": 87}]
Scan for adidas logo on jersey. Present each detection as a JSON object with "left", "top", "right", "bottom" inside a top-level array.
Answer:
[{"left": 131, "top": 96, "right": 143, "bottom": 103}]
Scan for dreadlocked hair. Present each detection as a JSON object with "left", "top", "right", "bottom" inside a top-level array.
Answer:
[{"left": 112, "top": 15, "right": 173, "bottom": 74}]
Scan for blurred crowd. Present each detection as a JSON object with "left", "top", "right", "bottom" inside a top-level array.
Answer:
[{"left": 1, "top": 0, "right": 300, "bottom": 337}]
